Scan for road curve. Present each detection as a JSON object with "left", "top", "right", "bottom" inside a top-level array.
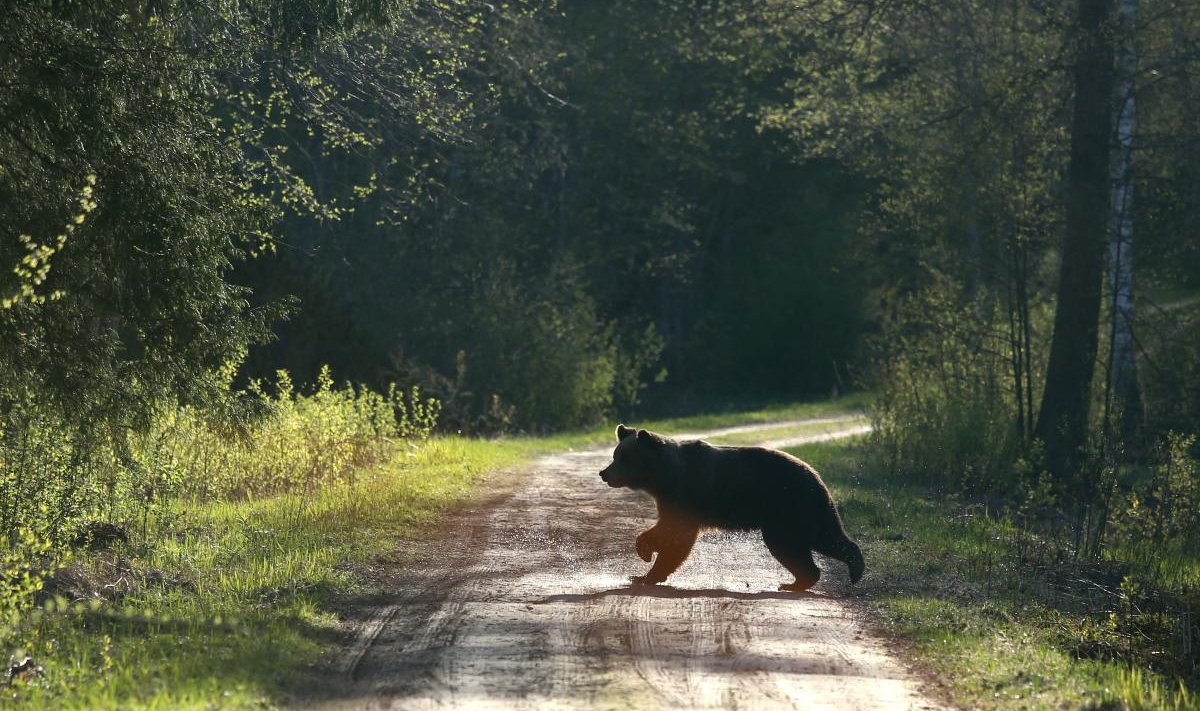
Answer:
[{"left": 309, "top": 419, "right": 946, "bottom": 711}]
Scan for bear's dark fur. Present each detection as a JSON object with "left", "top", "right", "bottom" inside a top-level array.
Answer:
[{"left": 599, "top": 425, "right": 864, "bottom": 591}]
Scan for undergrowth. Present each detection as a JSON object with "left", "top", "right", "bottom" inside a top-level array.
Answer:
[
  {"left": 1, "top": 437, "right": 516, "bottom": 709},
  {"left": 795, "top": 438, "right": 1200, "bottom": 711},
  {"left": 0, "top": 365, "right": 443, "bottom": 706}
]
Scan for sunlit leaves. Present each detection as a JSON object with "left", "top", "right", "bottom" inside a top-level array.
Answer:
[{"left": 3, "top": 176, "right": 97, "bottom": 309}]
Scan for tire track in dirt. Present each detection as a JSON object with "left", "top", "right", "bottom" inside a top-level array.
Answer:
[{"left": 308, "top": 418, "right": 947, "bottom": 710}]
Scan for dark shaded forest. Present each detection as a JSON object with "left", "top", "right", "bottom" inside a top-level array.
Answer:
[
  {"left": 4, "top": 1, "right": 1198, "bottom": 436},
  {"left": 233, "top": 2, "right": 873, "bottom": 431}
]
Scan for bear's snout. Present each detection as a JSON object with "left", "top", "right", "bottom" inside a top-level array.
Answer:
[{"left": 599, "top": 465, "right": 622, "bottom": 487}]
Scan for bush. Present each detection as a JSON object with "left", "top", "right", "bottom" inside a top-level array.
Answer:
[
  {"left": 135, "top": 366, "right": 439, "bottom": 501},
  {"left": 1113, "top": 432, "right": 1200, "bottom": 548},
  {"left": 870, "top": 285, "right": 1031, "bottom": 493},
  {"left": 423, "top": 264, "right": 664, "bottom": 432},
  {"left": 1141, "top": 305, "right": 1200, "bottom": 439},
  {"left": 0, "top": 366, "right": 438, "bottom": 615}
]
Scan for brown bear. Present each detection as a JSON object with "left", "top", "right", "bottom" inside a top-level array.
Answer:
[{"left": 599, "top": 425, "right": 864, "bottom": 591}]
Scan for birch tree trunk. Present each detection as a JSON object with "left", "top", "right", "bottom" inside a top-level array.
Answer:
[{"left": 1106, "top": 0, "right": 1144, "bottom": 450}]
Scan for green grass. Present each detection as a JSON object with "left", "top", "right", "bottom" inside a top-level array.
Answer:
[
  {"left": 5, "top": 438, "right": 522, "bottom": 709},
  {"left": 636, "top": 390, "right": 871, "bottom": 434},
  {"left": 5, "top": 395, "right": 868, "bottom": 709},
  {"left": 30, "top": 393, "right": 1192, "bottom": 711},
  {"left": 787, "top": 438, "right": 1199, "bottom": 711}
]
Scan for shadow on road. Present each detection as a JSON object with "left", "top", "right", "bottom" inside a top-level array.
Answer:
[{"left": 538, "top": 584, "right": 818, "bottom": 604}]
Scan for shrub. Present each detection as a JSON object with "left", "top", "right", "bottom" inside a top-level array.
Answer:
[
  {"left": 135, "top": 366, "right": 439, "bottom": 501},
  {"left": 1112, "top": 432, "right": 1200, "bottom": 548},
  {"left": 0, "top": 366, "right": 438, "bottom": 615},
  {"left": 436, "top": 265, "right": 663, "bottom": 432},
  {"left": 870, "top": 284, "right": 1033, "bottom": 494}
]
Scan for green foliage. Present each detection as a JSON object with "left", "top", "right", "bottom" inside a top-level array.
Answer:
[
  {"left": 0, "top": 0, "right": 492, "bottom": 637},
  {"left": 1112, "top": 433, "right": 1200, "bottom": 548},
  {"left": 800, "top": 439, "right": 1200, "bottom": 711},
  {"left": 0, "top": 365, "right": 437, "bottom": 621},
  {"left": 0, "top": 0, "right": 492, "bottom": 466},
  {"left": 761, "top": 0, "right": 1069, "bottom": 297},
  {"left": 0, "top": 436, "right": 508, "bottom": 709},
  {"left": 765, "top": 0, "right": 1199, "bottom": 483},
  {"left": 0, "top": 530, "right": 53, "bottom": 620},
  {"left": 0, "top": 400, "right": 122, "bottom": 546},
  {"left": 1146, "top": 433, "right": 1200, "bottom": 544},
  {"left": 136, "top": 366, "right": 439, "bottom": 500},
  {"left": 0, "top": 400, "right": 857, "bottom": 708},
  {"left": 870, "top": 284, "right": 1043, "bottom": 492},
  {"left": 0, "top": 3, "right": 285, "bottom": 448},
  {"left": 239, "top": 0, "right": 868, "bottom": 422},
  {"left": 1140, "top": 304, "right": 1200, "bottom": 437},
  {"left": 2, "top": 176, "right": 96, "bottom": 310},
  {"left": 450, "top": 271, "right": 659, "bottom": 430}
]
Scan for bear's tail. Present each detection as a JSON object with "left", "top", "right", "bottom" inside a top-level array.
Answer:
[
  {"left": 829, "top": 536, "right": 864, "bottom": 584},
  {"left": 818, "top": 535, "right": 865, "bottom": 583},
  {"left": 845, "top": 539, "right": 865, "bottom": 584}
]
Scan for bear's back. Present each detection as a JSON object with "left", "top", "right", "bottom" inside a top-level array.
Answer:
[{"left": 670, "top": 441, "right": 839, "bottom": 531}]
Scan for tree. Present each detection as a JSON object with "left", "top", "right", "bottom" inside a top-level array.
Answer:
[
  {"left": 0, "top": 0, "right": 494, "bottom": 438},
  {"left": 1104, "top": 0, "right": 1144, "bottom": 451},
  {"left": 1035, "top": 0, "right": 1118, "bottom": 480}
]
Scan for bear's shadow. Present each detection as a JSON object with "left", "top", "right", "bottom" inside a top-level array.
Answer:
[{"left": 538, "top": 584, "right": 820, "bottom": 604}]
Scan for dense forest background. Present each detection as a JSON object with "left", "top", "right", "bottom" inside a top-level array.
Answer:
[
  {"left": 3, "top": 0, "right": 1200, "bottom": 632},
  {"left": 233, "top": 1, "right": 875, "bottom": 430},
  {"left": 5, "top": 0, "right": 1198, "bottom": 437}
]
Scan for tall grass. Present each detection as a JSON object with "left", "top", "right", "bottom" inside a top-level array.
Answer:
[
  {"left": 0, "top": 437, "right": 515, "bottom": 709},
  {"left": 870, "top": 285, "right": 1200, "bottom": 703},
  {"left": 0, "top": 366, "right": 438, "bottom": 618},
  {"left": 135, "top": 366, "right": 439, "bottom": 500},
  {"left": 871, "top": 286, "right": 1039, "bottom": 493},
  {"left": 0, "top": 365, "right": 488, "bottom": 708}
]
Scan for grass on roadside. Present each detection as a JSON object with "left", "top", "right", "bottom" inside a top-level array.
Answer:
[
  {"left": 703, "top": 415, "right": 868, "bottom": 447},
  {"left": 4, "top": 438, "right": 522, "bottom": 710},
  {"left": 789, "top": 437, "right": 1199, "bottom": 711}
]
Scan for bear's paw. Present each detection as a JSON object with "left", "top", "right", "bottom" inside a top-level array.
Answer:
[{"left": 630, "top": 574, "right": 664, "bottom": 586}]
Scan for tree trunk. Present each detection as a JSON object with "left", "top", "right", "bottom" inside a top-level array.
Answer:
[
  {"left": 1105, "top": 0, "right": 1143, "bottom": 452},
  {"left": 1035, "top": 0, "right": 1117, "bottom": 480}
]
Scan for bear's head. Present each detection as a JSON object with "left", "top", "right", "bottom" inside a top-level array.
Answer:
[{"left": 599, "top": 424, "right": 672, "bottom": 491}]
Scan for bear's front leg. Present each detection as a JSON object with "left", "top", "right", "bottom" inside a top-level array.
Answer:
[
  {"left": 635, "top": 526, "right": 660, "bottom": 563},
  {"left": 631, "top": 523, "right": 699, "bottom": 585}
]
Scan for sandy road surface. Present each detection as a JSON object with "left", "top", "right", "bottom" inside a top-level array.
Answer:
[{"left": 310, "top": 418, "right": 945, "bottom": 711}]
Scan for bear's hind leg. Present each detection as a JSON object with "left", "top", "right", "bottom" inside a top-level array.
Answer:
[{"left": 762, "top": 526, "right": 820, "bottom": 592}]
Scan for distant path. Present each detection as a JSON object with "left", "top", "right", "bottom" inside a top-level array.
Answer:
[
  {"left": 309, "top": 417, "right": 946, "bottom": 710},
  {"left": 670, "top": 414, "right": 864, "bottom": 440}
]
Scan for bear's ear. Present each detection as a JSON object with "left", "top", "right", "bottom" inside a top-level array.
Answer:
[
  {"left": 636, "top": 429, "right": 666, "bottom": 447},
  {"left": 616, "top": 424, "right": 636, "bottom": 441}
]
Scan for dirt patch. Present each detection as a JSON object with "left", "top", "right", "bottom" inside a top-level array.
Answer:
[{"left": 304, "top": 421, "right": 948, "bottom": 710}]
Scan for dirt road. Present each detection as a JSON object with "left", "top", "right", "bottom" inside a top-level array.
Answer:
[{"left": 311, "top": 418, "right": 945, "bottom": 710}]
